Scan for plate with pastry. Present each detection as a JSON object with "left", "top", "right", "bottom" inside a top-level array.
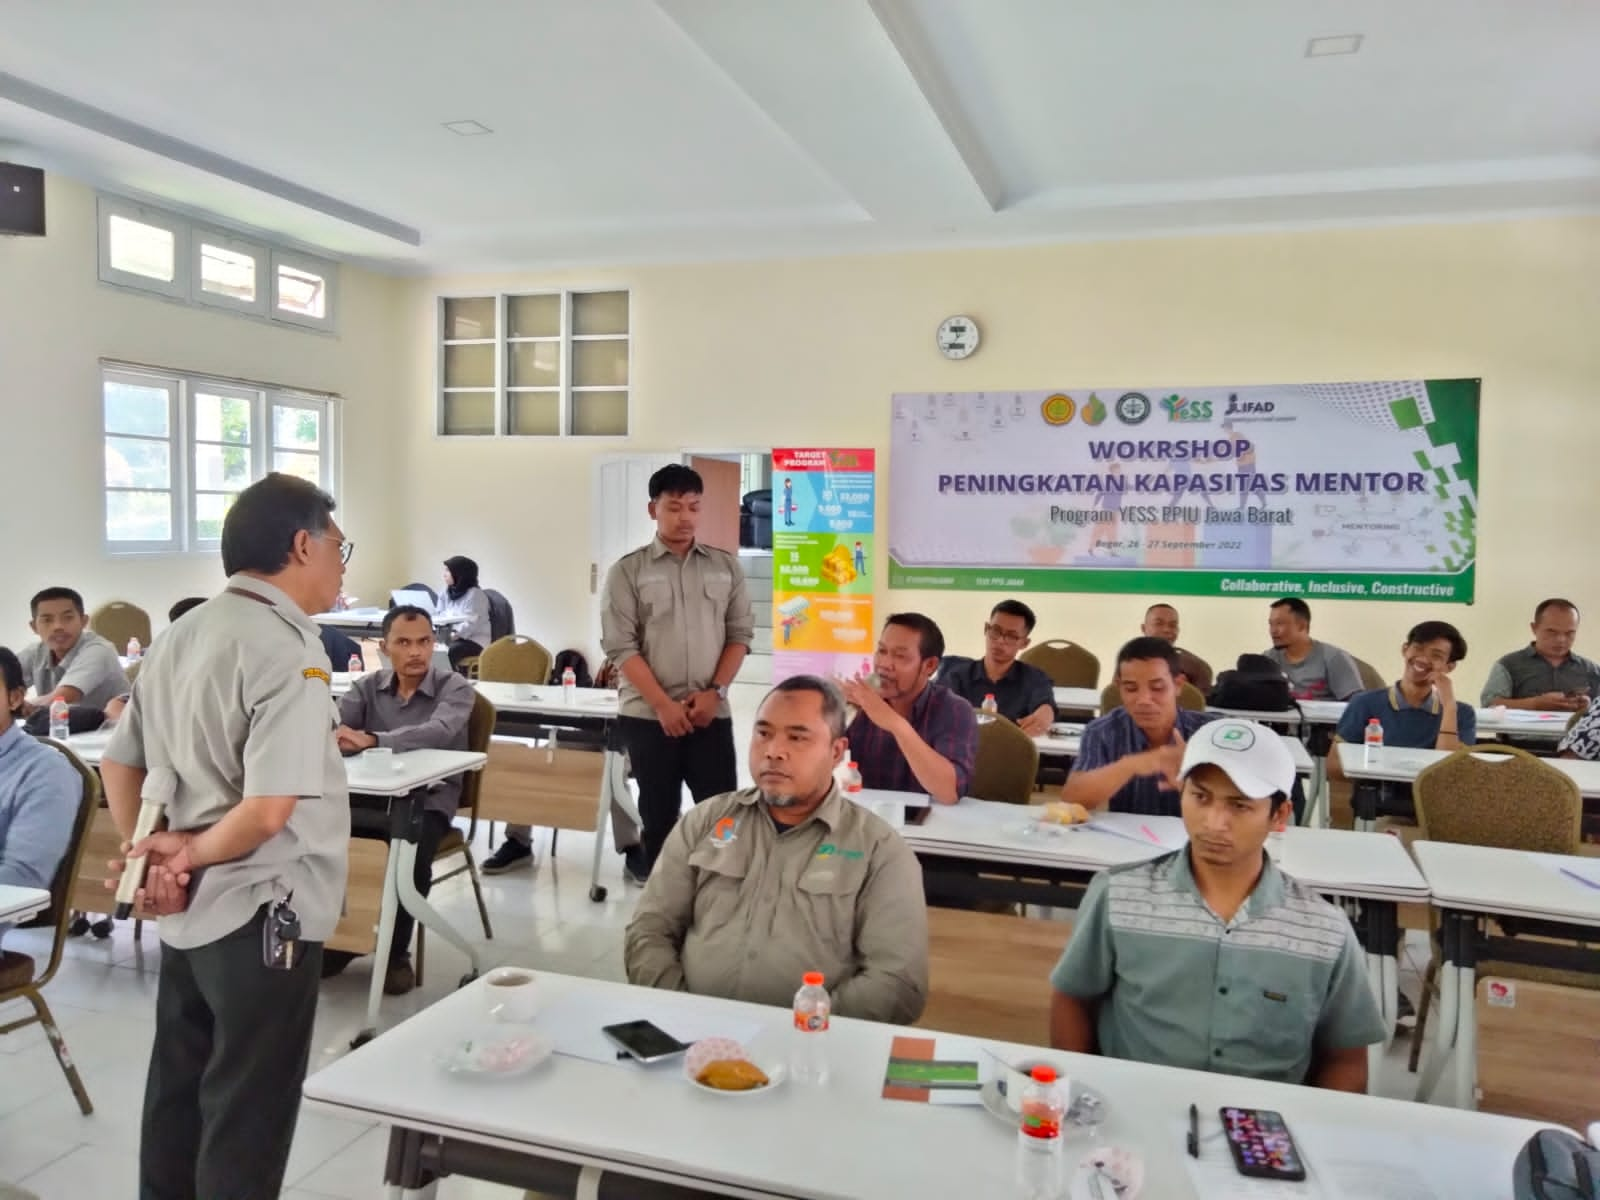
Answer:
[
  {"left": 1015, "top": 800, "right": 1092, "bottom": 839},
  {"left": 683, "top": 1037, "right": 787, "bottom": 1097}
]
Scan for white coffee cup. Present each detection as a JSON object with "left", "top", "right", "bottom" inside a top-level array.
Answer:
[
  {"left": 363, "top": 746, "right": 396, "bottom": 771},
  {"left": 513, "top": 683, "right": 535, "bottom": 701},
  {"left": 484, "top": 967, "right": 540, "bottom": 1023}
]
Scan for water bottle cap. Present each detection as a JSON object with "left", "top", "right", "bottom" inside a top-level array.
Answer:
[
  {"left": 802, "top": 971, "right": 824, "bottom": 987},
  {"left": 1030, "top": 1066, "right": 1057, "bottom": 1083},
  {"left": 848, "top": 761, "right": 858, "bottom": 769},
  {"left": 1368, "top": 718, "right": 1381, "bottom": 725}
]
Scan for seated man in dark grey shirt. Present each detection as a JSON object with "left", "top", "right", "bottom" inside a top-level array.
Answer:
[
  {"left": 938, "top": 599, "right": 1056, "bottom": 735},
  {"left": 327, "top": 605, "right": 475, "bottom": 995}
]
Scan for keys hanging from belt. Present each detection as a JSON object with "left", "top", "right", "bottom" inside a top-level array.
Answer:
[{"left": 263, "top": 889, "right": 302, "bottom": 971}]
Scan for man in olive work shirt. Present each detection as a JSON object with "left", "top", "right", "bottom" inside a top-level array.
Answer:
[{"left": 601, "top": 464, "right": 754, "bottom": 882}]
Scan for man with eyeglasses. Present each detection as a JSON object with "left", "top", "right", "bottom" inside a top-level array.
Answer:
[
  {"left": 936, "top": 599, "right": 1055, "bottom": 736},
  {"left": 101, "top": 471, "right": 352, "bottom": 1200}
]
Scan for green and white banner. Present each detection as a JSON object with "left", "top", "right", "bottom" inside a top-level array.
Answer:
[{"left": 887, "top": 379, "right": 1479, "bottom": 602}]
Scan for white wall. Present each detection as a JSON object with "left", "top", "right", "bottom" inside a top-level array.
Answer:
[
  {"left": 396, "top": 215, "right": 1600, "bottom": 699},
  {"left": 0, "top": 176, "right": 407, "bottom": 650}
]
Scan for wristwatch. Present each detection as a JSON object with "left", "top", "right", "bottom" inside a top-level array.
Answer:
[{"left": 712, "top": 684, "right": 728, "bottom": 701}]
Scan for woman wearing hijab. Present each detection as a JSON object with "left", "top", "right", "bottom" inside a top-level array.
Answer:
[{"left": 437, "top": 555, "right": 492, "bottom": 672}]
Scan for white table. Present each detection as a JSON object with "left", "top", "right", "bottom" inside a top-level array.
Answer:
[
  {"left": 304, "top": 970, "right": 1555, "bottom": 1199},
  {"left": 0, "top": 885, "right": 51, "bottom": 926},
  {"left": 1334, "top": 743, "right": 1600, "bottom": 832},
  {"left": 1412, "top": 840, "right": 1600, "bottom": 1111},
  {"left": 65, "top": 731, "right": 487, "bottom": 1045},
  {"left": 1030, "top": 728, "right": 1315, "bottom": 787},
  {"left": 1051, "top": 686, "right": 1100, "bottom": 713}
]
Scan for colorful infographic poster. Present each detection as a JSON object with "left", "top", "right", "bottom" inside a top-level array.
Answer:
[{"left": 772, "top": 448, "right": 877, "bottom": 682}]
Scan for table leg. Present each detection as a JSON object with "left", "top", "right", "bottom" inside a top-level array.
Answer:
[
  {"left": 1308, "top": 757, "right": 1329, "bottom": 828},
  {"left": 588, "top": 748, "right": 635, "bottom": 902},
  {"left": 1453, "top": 927, "right": 1479, "bottom": 1111},
  {"left": 354, "top": 837, "right": 404, "bottom": 1048},
  {"left": 1416, "top": 960, "right": 1461, "bottom": 1103},
  {"left": 393, "top": 839, "right": 482, "bottom": 984}
]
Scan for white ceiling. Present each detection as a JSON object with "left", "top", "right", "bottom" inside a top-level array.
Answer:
[{"left": 2, "top": 0, "right": 1596, "bottom": 273}]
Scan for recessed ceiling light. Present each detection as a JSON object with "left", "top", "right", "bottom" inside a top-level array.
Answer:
[
  {"left": 1305, "top": 34, "right": 1363, "bottom": 57},
  {"left": 443, "top": 120, "right": 493, "bottom": 136}
]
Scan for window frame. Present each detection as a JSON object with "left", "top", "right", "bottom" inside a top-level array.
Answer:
[
  {"left": 100, "top": 361, "right": 339, "bottom": 557},
  {"left": 191, "top": 225, "right": 270, "bottom": 316},
  {"left": 97, "top": 195, "right": 188, "bottom": 300},
  {"left": 270, "top": 248, "right": 338, "bottom": 332}
]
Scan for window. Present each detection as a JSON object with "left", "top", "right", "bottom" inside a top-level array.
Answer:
[
  {"left": 437, "top": 290, "right": 629, "bottom": 438},
  {"left": 97, "top": 193, "right": 337, "bottom": 331},
  {"left": 100, "top": 363, "right": 337, "bottom": 555}
]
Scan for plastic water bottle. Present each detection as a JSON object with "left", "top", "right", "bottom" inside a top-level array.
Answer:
[
  {"left": 843, "top": 761, "right": 863, "bottom": 794},
  {"left": 791, "top": 971, "right": 831, "bottom": 1086},
  {"left": 125, "top": 636, "right": 142, "bottom": 661},
  {"left": 980, "top": 693, "right": 999, "bottom": 722},
  {"left": 1363, "top": 717, "right": 1384, "bottom": 767},
  {"left": 49, "top": 698, "right": 70, "bottom": 741},
  {"left": 562, "top": 666, "right": 576, "bottom": 704},
  {"left": 1015, "top": 1065, "right": 1066, "bottom": 1200},
  {"left": 347, "top": 653, "right": 363, "bottom": 674}
]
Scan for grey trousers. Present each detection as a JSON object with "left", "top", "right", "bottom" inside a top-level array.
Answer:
[{"left": 140, "top": 906, "right": 322, "bottom": 1200}]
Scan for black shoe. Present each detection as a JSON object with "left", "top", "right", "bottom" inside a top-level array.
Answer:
[
  {"left": 383, "top": 956, "right": 416, "bottom": 996},
  {"left": 622, "top": 845, "right": 650, "bottom": 887},
  {"left": 320, "top": 950, "right": 356, "bottom": 979},
  {"left": 1395, "top": 990, "right": 1417, "bottom": 1032},
  {"left": 482, "top": 839, "right": 534, "bottom": 874}
]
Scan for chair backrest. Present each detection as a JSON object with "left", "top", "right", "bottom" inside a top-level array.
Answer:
[
  {"left": 547, "top": 649, "right": 593, "bottom": 688},
  {"left": 90, "top": 601, "right": 152, "bottom": 650},
  {"left": 1414, "top": 746, "right": 1581, "bottom": 853},
  {"left": 484, "top": 589, "right": 515, "bottom": 641},
  {"left": 1018, "top": 639, "right": 1100, "bottom": 689},
  {"left": 1352, "top": 654, "right": 1386, "bottom": 692},
  {"left": 1099, "top": 679, "right": 1207, "bottom": 713},
  {"left": 969, "top": 716, "right": 1040, "bottom": 805},
  {"left": 23, "top": 740, "right": 101, "bottom": 988},
  {"left": 476, "top": 635, "right": 551, "bottom": 684},
  {"left": 457, "top": 693, "right": 496, "bottom": 832}
]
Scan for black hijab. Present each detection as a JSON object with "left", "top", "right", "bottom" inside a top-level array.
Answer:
[{"left": 444, "top": 556, "right": 480, "bottom": 601}]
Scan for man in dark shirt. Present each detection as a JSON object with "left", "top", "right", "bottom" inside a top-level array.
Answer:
[
  {"left": 1481, "top": 598, "right": 1600, "bottom": 712},
  {"left": 1064, "top": 637, "right": 1217, "bottom": 817},
  {"left": 329, "top": 605, "right": 475, "bottom": 995},
  {"left": 939, "top": 599, "right": 1055, "bottom": 735},
  {"left": 839, "top": 614, "right": 977, "bottom": 805}
]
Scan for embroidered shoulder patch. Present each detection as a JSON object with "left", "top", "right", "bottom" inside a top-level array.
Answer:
[{"left": 303, "top": 667, "right": 331, "bottom": 685}]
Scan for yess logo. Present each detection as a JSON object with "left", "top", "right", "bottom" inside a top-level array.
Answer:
[
  {"left": 816, "top": 843, "right": 865, "bottom": 861},
  {"left": 1160, "top": 394, "right": 1213, "bottom": 422}
]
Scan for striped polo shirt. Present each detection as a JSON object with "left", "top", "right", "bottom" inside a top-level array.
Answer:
[{"left": 1050, "top": 849, "right": 1385, "bottom": 1085}]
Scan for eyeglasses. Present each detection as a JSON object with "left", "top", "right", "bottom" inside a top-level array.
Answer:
[
  {"left": 983, "top": 623, "right": 1025, "bottom": 645},
  {"left": 321, "top": 534, "right": 354, "bottom": 565}
]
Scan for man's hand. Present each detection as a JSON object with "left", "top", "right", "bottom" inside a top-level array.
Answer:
[
  {"left": 1530, "top": 691, "right": 1588, "bottom": 711},
  {"left": 839, "top": 676, "right": 903, "bottom": 733},
  {"left": 682, "top": 690, "right": 719, "bottom": 729},
  {"left": 1141, "top": 734, "right": 1187, "bottom": 792},
  {"left": 106, "top": 832, "right": 197, "bottom": 917},
  {"left": 1018, "top": 708, "right": 1054, "bottom": 738},
  {"left": 335, "top": 725, "right": 378, "bottom": 753},
  {"left": 655, "top": 698, "right": 693, "bottom": 737}
]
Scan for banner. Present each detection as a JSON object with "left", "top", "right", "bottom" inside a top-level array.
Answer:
[
  {"left": 887, "top": 379, "right": 1479, "bottom": 602},
  {"left": 772, "top": 448, "right": 877, "bottom": 683}
]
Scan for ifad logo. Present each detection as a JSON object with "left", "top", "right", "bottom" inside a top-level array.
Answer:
[{"left": 1160, "top": 394, "right": 1213, "bottom": 422}]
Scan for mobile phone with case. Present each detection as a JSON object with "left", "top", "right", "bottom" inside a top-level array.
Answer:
[{"left": 1220, "top": 1107, "right": 1307, "bottom": 1181}]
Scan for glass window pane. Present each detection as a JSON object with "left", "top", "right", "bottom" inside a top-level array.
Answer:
[
  {"left": 273, "top": 405, "right": 320, "bottom": 450},
  {"left": 509, "top": 341, "right": 559, "bottom": 387},
  {"left": 194, "top": 392, "right": 253, "bottom": 444},
  {"left": 108, "top": 214, "right": 175, "bottom": 282},
  {"left": 277, "top": 264, "right": 327, "bottom": 318},
  {"left": 104, "top": 381, "right": 170, "bottom": 437},
  {"left": 106, "top": 490, "right": 173, "bottom": 542},
  {"left": 441, "top": 391, "right": 495, "bottom": 436},
  {"left": 273, "top": 450, "right": 321, "bottom": 483},
  {"left": 572, "top": 340, "right": 628, "bottom": 388},
  {"left": 508, "top": 392, "right": 560, "bottom": 436},
  {"left": 571, "top": 291, "right": 629, "bottom": 336},
  {"left": 104, "top": 437, "right": 171, "bottom": 489},
  {"left": 571, "top": 390, "right": 628, "bottom": 437},
  {"left": 443, "top": 297, "right": 496, "bottom": 340},
  {"left": 507, "top": 294, "right": 559, "bottom": 338},
  {"left": 195, "top": 492, "right": 239, "bottom": 541},
  {"left": 194, "top": 442, "right": 251, "bottom": 489},
  {"left": 444, "top": 343, "right": 495, "bottom": 388},
  {"left": 200, "top": 242, "right": 258, "bottom": 302}
]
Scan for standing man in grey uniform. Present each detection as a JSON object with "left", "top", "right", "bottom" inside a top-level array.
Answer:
[
  {"left": 101, "top": 473, "right": 352, "bottom": 1200},
  {"left": 601, "top": 464, "right": 754, "bottom": 883}
]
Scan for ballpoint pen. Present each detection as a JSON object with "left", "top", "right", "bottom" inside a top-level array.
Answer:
[{"left": 1187, "top": 1103, "right": 1200, "bottom": 1158}]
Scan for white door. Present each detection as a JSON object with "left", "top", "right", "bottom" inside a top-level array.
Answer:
[{"left": 591, "top": 454, "right": 682, "bottom": 658}]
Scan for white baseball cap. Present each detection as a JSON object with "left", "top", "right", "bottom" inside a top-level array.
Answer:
[{"left": 1180, "top": 719, "right": 1295, "bottom": 801}]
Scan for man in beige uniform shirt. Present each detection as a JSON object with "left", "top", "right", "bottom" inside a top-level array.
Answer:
[
  {"left": 600, "top": 463, "right": 754, "bottom": 883},
  {"left": 625, "top": 675, "right": 928, "bottom": 1024},
  {"left": 101, "top": 472, "right": 351, "bottom": 1200}
]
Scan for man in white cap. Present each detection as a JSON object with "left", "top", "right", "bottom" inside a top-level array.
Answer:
[{"left": 1047, "top": 719, "right": 1385, "bottom": 1091}]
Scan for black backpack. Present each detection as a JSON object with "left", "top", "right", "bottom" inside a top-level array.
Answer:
[
  {"left": 1514, "top": 1128, "right": 1600, "bottom": 1199},
  {"left": 1208, "top": 653, "right": 1295, "bottom": 713}
]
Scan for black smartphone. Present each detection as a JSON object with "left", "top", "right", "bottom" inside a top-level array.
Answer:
[
  {"left": 601, "top": 1020, "right": 688, "bottom": 1064},
  {"left": 1220, "top": 1107, "right": 1307, "bottom": 1181}
]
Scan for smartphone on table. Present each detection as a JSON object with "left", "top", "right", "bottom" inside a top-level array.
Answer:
[
  {"left": 1220, "top": 1107, "right": 1307, "bottom": 1181},
  {"left": 602, "top": 1020, "right": 688, "bottom": 1064}
]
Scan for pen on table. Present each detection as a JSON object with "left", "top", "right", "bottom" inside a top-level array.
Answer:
[
  {"left": 1559, "top": 866, "right": 1600, "bottom": 891},
  {"left": 1187, "top": 1103, "right": 1199, "bottom": 1158},
  {"left": 1139, "top": 824, "right": 1163, "bottom": 846}
]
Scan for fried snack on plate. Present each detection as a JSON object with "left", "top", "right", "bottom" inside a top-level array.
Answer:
[
  {"left": 697, "top": 1059, "right": 771, "bottom": 1091},
  {"left": 1039, "top": 800, "right": 1091, "bottom": 826}
]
